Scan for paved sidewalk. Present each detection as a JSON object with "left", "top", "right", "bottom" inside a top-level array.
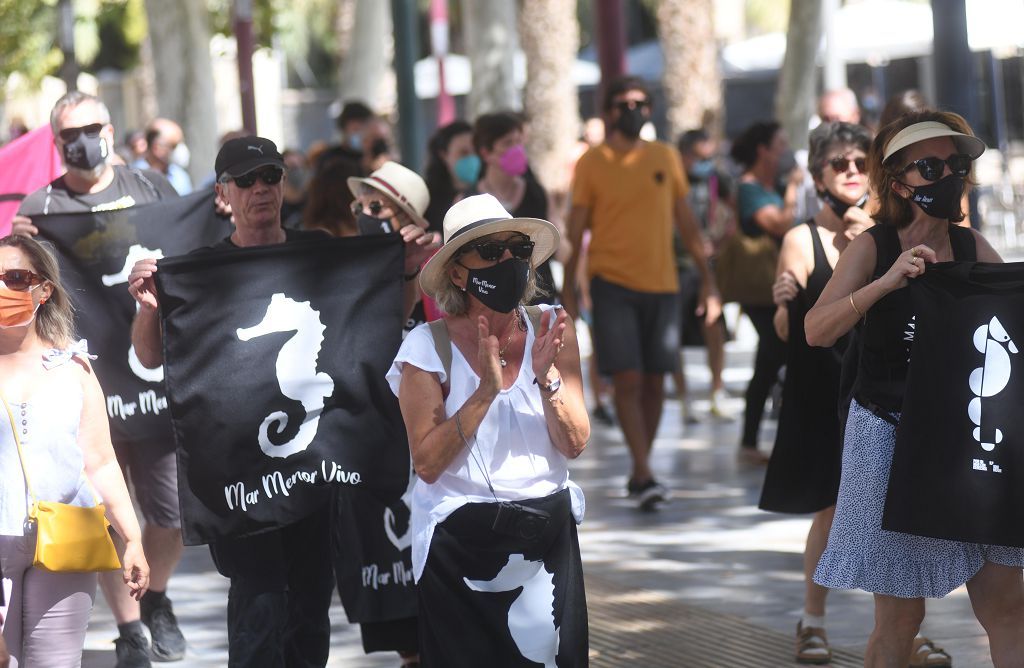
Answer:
[{"left": 82, "top": 313, "right": 996, "bottom": 666}]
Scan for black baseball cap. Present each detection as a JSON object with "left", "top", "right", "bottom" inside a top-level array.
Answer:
[{"left": 215, "top": 136, "right": 284, "bottom": 181}]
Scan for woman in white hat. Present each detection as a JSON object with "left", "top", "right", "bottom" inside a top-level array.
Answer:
[
  {"left": 386, "top": 194, "right": 589, "bottom": 665},
  {"left": 805, "top": 111, "right": 1024, "bottom": 665}
]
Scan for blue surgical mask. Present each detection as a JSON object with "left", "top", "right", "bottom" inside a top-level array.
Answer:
[
  {"left": 454, "top": 154, "right": 481, "bottom": 184},
  {"left": 348, "top": 133, "right": 363, "bottom": 151},
  {"left": 689, "top": 159, "right": 714, "bottom": 180}
]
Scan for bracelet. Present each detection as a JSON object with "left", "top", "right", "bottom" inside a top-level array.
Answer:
[
  {"left": 404, "top": 265, "right": 422, "bottom": 281},
  {"left": 848, "top": 292, "right": 864, "bottom": 318},
  {"left": 454, "top": 409, "right": 468, "bottom": 444}
]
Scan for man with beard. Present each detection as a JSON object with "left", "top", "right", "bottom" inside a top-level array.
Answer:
[
  {"left": 561, "top": 76, "right": 721, "bottom": 511},
  {"left": 13, "top": 91, "right": 183, "bottom": 668}
]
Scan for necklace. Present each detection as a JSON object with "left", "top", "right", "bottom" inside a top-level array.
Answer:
[{"left": 497, "top": 311, "right": 524, "bottom": 368}]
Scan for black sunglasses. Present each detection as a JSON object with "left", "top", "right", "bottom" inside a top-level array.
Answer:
[
  {"left": 229, "top": 167, "right": 284, "bottom": 188},
  {"left": 828, "top": 156, "right": 867, "bottom": 173},
  {"left": 614, "top": 99, "right": 649, "bottom": 113},
  {"left": 351, "top": 200, "right": 388, "bottom": 217},
  {"left": 901, "top": 154, "right": 972, "bottom": 182},
  {"left": 0, "top": 269, "right": 43, "bottom": 292},
  {"left": 58, "top": 123, "right": 104, "bottom": 143},
  {"left": 460, "top": 238, "right": 535, "bottom": 262}
]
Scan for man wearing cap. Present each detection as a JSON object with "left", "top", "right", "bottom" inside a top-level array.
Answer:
[
  {"left": 127, "top": 136, "right": 437, "bottom": 666},
  {"left": 14, "top": 91, "right": 184, "bottom": 668}
]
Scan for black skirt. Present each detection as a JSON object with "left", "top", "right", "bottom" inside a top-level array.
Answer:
[{"left": 417, "top": 489, "right": 588, "bottom": 667}]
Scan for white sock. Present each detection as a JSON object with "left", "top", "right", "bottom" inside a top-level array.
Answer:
[{"left": 801, "top": 613, "right": 826, "bottom": 630}]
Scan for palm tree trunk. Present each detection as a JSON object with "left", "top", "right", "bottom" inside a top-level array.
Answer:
[
  {"left": 775, "top": 0, "right": 822, "bottom": 151},
  {"left": 657, "top": 0, "right": 722, "bottom": 140},
  {"left": 463, "top": 0, "right": 519, "bottom": 117}
]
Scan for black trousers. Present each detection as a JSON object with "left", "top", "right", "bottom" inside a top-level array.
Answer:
[
  {"left": 209, "top": 504, "right": 335, "bottom": 668},
  {"left": 741, "top": 304, "right": 787, "bottom": 447}
]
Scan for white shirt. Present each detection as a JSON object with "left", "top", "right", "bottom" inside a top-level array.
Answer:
[{"left": 386, "top": 304, "right": 585, "bottom": 581}]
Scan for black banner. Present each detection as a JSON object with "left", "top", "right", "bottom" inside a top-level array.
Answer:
[
  {"left": 883, "top": 261, "right": 1024, "bottom": 547},
  {"left": 33, "top": 189, "right": 231, "bottom": 446},
  {"left": 155, "top": 235, "right": 410, "bottom": 545}
]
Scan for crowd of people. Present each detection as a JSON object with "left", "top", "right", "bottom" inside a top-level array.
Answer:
[{"left": 1, "top": 72, "right": 1023, "bottom": 668}]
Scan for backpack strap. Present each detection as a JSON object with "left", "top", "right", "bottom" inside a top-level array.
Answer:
[
  {"left": 428, "top": 319, "right": 452, "bottom": 397},
  {"left": 523, "top": 304, "right": 545, "bottom": 334}
]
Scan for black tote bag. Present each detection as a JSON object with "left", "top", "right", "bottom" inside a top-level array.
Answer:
[{"left": 883, "top": 261, "right": 1024, "bottom": 547}]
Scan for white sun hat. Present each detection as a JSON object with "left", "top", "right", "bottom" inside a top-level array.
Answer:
[
  {"left": 347, "top": 161, "right": 430, "bottom": 228},
  {"left": 882, "top": 121, "right": 986, "bottom": 164},
  {"left": 419, "top": 193, "right": 559, "bottom": 298}
]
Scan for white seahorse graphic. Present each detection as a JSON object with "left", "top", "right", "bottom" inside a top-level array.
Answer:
[
  {"left": 236, "top": 293, "right": 335, "bottom": 459},
  {"left": 383, "top": 472, "right": 415, "bottom": 551},
  {"left": 101, "top": 244, "right": 165, "bottom": 383},
  {"left": 464, "top": 554, "right": 559, "bottom": 667},
  {"left": 968, "top": 316, "right": 1018, "bottom": 452}
]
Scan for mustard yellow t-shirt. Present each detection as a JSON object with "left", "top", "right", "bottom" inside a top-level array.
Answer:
[{"left": 572, "top": 141, "right": 689, "bottom": 293}]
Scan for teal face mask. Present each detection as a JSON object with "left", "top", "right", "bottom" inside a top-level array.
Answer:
[{"left": 453, "top": 154, "right": 481, "bottom": 184}]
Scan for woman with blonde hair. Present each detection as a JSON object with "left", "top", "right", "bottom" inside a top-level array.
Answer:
[{"left": 0, "top": 234, "right": 149, "bottom": 667}]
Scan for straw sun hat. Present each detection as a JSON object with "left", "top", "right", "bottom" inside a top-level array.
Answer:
[
  {"left": 418, "top": 193, "right": 559, "bottom": 298},
  {"left": 347, "top": 161, "right": 430, "bottom": 229}
]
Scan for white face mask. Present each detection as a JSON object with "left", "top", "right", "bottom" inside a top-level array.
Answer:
[{"left": 171, "top": 142, "right": 190, "bottom": 169}]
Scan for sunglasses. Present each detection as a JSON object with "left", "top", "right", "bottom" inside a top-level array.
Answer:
[
  {"left": 459, "top": 238, "right": 535, "bottom": 262},
  {"left": 614, "top": 99, "right": 649, "bottom": 113},
  {"left": 228, "top": 167, "right": 284, "bottom": 188},
  {"left": 828, "top": 156, "right": 867, "bottom": 173},
  {"left": 0, "top": 269, "right": 43, "bottom": 292},
  {"left": 901, "top": 154, "right": 973, "bottom": 182},
  {"left": 58, "top": 123, "right": 104, "bottom": 143},
  {"left": 351, "top": 200, "right": 388, "bottom": 217}
]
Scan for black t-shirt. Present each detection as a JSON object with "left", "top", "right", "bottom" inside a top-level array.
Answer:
[
  {"left": 18, "top": 165, "right": 178, "bottom": 216},
  {"left": 206, "top": 227, "right": 329, "bottom": 252}
]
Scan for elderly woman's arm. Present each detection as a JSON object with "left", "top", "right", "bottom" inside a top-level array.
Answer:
[
  {"left": 532, "top": 309, "right": 589, "bottom": 458},
  {"left": 76, "top": 361, "right": 150, "bottom": 600},
  {"left": 399, "top": 317, "right": 503, "bottom": 484}
]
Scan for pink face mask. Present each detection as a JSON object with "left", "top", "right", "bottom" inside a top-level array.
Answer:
[{"left": 498, "top": 144, "right": 529, "bottom": 177}]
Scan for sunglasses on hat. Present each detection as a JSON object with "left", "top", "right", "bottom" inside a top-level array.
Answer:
[
  {"left": 226, "top": 167, "right": 284, "bottom": 188},
  {"left": 458, "top": 238, "right": 535, "bottom": 262},
  {"left": 901, "top": 154, "right": 972, "bottom": 182},
  {"left": 828, "top": 156, "right": 866, "bottom": 173},
  {"left": 58, "top": 123, "right": 104, "bottom": 143},
  {"left": 0, "top": 270, "right": 43, "bottom": 292}
]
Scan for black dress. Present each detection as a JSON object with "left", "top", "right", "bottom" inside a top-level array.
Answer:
[{"left": 759, "top": 221, "right": 846, "bottom": 513}]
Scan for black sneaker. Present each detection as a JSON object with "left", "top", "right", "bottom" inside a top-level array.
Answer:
[
  {"left": 141, "top": 594, "right": 186, "bottom": 661},
  {"left": 626, "top": 478, "right": 643, "bottom": 497},
  {"left": 114, "top": 632, "right": 152, "bottom": 668},
  {"left": 592, "top": 404, "right": 615, "bottom": 426},
  {"left": 634, "top": 479, "right": 668, "bottom": 511}
]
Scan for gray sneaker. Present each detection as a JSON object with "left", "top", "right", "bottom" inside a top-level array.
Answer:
[
  {"left": 141, "top": 595, "right": 186, "bottom": 661},
  {"left": 114, "top": 632, "right": 152, "bottom": 668}
]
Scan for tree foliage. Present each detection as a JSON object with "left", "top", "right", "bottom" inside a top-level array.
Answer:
[{"left": 0, "top": 0, "right": 62, "bottom": 87}]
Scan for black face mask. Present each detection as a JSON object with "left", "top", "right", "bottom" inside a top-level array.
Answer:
[
  {"left": 62, "top": 134, "right": 107, "bottom": 171},
  {"left": 614, "top": 107, "right": 645, "bottom": 139},
  {"left": 356, "top": 213, "right": 393, "bottom": 236},
  {"left": 819, "top": 188, "right": 869, "bottom": 218},
  {"left": 463, "top": 258, "right": 530, "bottom": 314},
  {"left": 904, "top": 174, "right": 965, "bottom": 221}
]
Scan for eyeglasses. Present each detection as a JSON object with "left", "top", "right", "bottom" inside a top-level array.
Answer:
[
  {"left": 459, "top": 238, "right": 535, "bottom": 262},
  {"left": 901, "top": 154, "right": 973, "bottom": 182},
  {"left": 828, "top": 156, "right": 867, "bottom": 173},
  {"left": 228, "top": 167, "right": 284, "bottom": 188},
  {"left": 351, "top": 200, "right": 388, "bottom": 217},
  {"left": 58, "top": 123, "right": 104, "bottom": 143},
  {"left": 0, "top": 270, "right": 43, "bottom": 291},
  {"left": 614, "top": 99, "right": 649, "bottom": 113}
]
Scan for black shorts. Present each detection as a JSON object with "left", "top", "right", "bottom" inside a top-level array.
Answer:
[
  {"left": 590, "top": 275, "right": 681, "bottom": 375},
  {"left": 113, "top": 439, "right": 181, "bottom": 528}
]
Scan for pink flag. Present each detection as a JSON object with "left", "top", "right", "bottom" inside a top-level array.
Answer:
[{"left": 0, "top": 125, "right": 63, "bottom": 236}]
